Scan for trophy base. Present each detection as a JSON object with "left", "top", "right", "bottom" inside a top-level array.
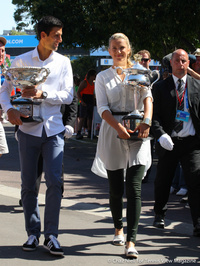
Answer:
[
  {"left": 21, "top": 116, "right": 43, "bottom": 123},
  {"left": 11, "top": 97, "right": 43, "bottom": 123}
]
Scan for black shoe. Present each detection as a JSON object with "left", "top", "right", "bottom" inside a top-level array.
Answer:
[
  {"left": 153, "top": 214, "right": 165, "bottom": 228},
  {"left": 23, "top": 235, "right": 39, "bottom": 251},
  {"left": 193, "top": 218, "right": 200, "bottom": 237},
  {"left": 76, "top": 133, "right": 83, "bottom": 140},
  {"left": 142, "top": 176, "right": 148, "bottom": 184},
  {"left": 19, "top": 199, "right": 22, "bottom": 206},
  {"left": 43, "top": 235, "right": 64, "bottom": 256},
  {"left": 180, "top": 196, "right": 188, "bottom": 203}
]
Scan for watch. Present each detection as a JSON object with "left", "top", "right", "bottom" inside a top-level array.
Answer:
[
  {"left": 42, "top": 91, "right": 48, "bottom": 99},
  {"left": 141, "top": 118, "right": 152, "bottom": 126}
]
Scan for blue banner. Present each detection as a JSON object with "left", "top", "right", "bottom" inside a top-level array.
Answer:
[{"left": 3, "top": 35, "right": 38, "bottom": 48}]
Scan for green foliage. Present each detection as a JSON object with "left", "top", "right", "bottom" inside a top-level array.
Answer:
[
  {"left": 12, "top": 0, "right": 200, "bottom": 60},
  {"left": 71, "top": 56, "right": 97, "bottom": 80},
  {"left": 10, "top": 29, "right": 27, "bottom": 35},
  {"left": 1, "top": 57, "right": 11, "bottom": 70}
]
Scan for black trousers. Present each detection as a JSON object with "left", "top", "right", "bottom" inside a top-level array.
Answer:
[
  {"left": 107, "top": 165, "right": 145, "bottom": 243},
  {"left": 154, "top": 135, "right": 200, "bottom": 226}
]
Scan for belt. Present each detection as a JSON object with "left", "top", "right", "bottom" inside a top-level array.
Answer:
[{"left": 111, "top": 111, "right": 130, "bottom": 116}]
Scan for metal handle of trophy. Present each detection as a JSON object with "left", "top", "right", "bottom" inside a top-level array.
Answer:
[
  {"left": 150, "top": 70, "right": 160, "bottom": 87},
  {"left": 33, "top": 67, "right": 50, "bottom": 84},
  {"left": 41, "top": 67, "right": 50, "bottom": 79}
]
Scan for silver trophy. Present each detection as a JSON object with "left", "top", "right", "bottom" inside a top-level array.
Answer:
[
  {"left": 116, "top": 54, "right": 160, "bottom": 140},
  {"left": 2, "top": 67, "right": 50, "bottom": 122}
]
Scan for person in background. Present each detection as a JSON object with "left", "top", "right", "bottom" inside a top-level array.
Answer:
[
  {"left": 138, "top": 49, "right": 151, "bottom": 69},
  {"left": 0, "top": 37, "right": 9, "bottom": 156},
  {"left": 187, "top": 48, "right": 200, "bottom": 79},
  {"left": 76, "top": 69, "right": 96, "bottom": 139},
  {"left": 137, "top": 49, "right": 155, "bottom": 184},
  {"left": 162, "top": 69, "right": 170, "bottom": 80},
  {"left": 170, "top": 162, "right": 188, "bottom": 196},
  {"left": 72, "top": 74, "right": 80, "bottom": 134},
  {"left": 152, "top": 49, "right": 200, "bottom": 238},
  {"left": 191, "top": 48, "right": 200, "bottom": 74},
  {"left": 0, "top": 118, "right": 9, "bottom": 157},
  {"left": 0, "top": 36, "right": 11, "bottom": 123},
  {"left": 0, "top": 16, "right": 73, "bottom": 255},
  {"left": 92, "top": 33, "right": 152, "bottom": 258}
]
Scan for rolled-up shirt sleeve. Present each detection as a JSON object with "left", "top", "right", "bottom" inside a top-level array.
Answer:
[{"left": 0, "top": 79, "right": 14, "bottom": 113}]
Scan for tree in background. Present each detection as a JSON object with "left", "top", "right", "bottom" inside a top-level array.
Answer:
[
  {"left": 71, "top": 56, "right": 97, "bottom": 81},
  {"left": 12, "top": 0, "right": 200, "bottom": 60},
  {"left": 10, "top": 29, "right": 27, "bottom": 35}
]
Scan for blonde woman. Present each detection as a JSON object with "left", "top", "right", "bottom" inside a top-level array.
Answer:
[{"left": 92, "top": 33, "right": 153, "bottom": 258}]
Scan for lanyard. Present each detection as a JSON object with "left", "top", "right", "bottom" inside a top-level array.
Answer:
[
  {"left": 185, "top": 88, "right": 189, "bottom": 110},
  {"left": 175, "top": 82, "right": 187, "bottom": 106}
]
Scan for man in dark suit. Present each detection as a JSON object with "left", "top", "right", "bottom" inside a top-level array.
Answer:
[{"left": 152, "top": 49, "right": 200, "bottom": 236}]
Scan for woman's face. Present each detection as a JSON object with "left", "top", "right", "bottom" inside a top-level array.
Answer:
[{"left": 108, "top": 38, "right": 130, "bottom": 67}]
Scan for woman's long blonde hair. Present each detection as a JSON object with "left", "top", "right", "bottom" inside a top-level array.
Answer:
[{"left": 108, "top": 33, "right": 133, "bottom": 68}]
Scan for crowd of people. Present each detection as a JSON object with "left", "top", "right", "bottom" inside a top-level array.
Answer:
[{"left": 1, "top": 15, "right": 200, "bottom": 259}]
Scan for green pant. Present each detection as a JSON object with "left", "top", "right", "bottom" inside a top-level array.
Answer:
[{"left": 107, "top": 165, "right": 145, "bottom": 243}]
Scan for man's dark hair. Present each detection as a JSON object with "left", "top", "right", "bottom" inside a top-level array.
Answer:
[{"left": 36, "top": 16, "right": 63, "bottom": 40}]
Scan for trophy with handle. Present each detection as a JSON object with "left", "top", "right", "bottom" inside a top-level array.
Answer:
[
  {"left": 115, "top": 54, "right": 159, "bottom": 140},
  {"left": 2, "top": 66, "right": 50, "bottom": 122}
]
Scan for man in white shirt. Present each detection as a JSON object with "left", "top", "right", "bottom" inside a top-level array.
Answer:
[{"left": 0, "top": 16, "right": 73, "bottom": 255}]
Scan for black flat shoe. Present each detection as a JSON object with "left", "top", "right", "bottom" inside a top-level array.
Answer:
[
  {"left": 193, "top": 219, "right": 200, "bottom": 237},
  {"left": 153, "top": 214, "right": 165, "bottom": 228}
]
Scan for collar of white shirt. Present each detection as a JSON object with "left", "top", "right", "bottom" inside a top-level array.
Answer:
[{"left": 172, "top": 74, "right": 187, "bottom": 88}]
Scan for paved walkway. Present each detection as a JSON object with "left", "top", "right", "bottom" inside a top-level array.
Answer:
[{"left": 0, "top": 123, "right": 199, "bottom": 265}]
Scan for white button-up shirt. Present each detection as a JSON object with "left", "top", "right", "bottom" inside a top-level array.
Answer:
[
  {"left": 0, "top": 47, "right": 73, "bottom": 137},
  {"left": 92, "top": 67, "right": 152, "bottom": 177},
  {"left": 171, "top": 74, "right": 195, "bottom": 137}
]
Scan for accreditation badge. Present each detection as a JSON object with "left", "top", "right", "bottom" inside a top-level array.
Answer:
[{"left": 176, "top": 110, "right": 189, "bottom": 122}]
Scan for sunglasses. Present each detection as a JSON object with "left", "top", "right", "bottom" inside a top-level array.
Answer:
[{"left": 141, "top": 58, "right": 149, "bottom": 62}]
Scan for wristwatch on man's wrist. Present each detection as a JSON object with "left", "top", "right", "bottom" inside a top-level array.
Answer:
[
  {"left": 42, "top": 91, "right": 48, "bottom": 99},
  {"left": 141, "top": 118, "right": 152, "bottom": 126}
]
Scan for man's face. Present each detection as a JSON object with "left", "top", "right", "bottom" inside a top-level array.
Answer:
[
  {"left": 170, "top": 49, "right": 189, "bottom": 78},
  {"left": 139, "top": 52, "right": 151, "bottom": 69},
  {"left": 192, "top": 56, "right": 200, "bottom": 74},
  {"left": 42, "top": 27, "right": 62, "bottom": 51},
  {"left": 0, "top": 42, "right": 5, "bottom": 63}
]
